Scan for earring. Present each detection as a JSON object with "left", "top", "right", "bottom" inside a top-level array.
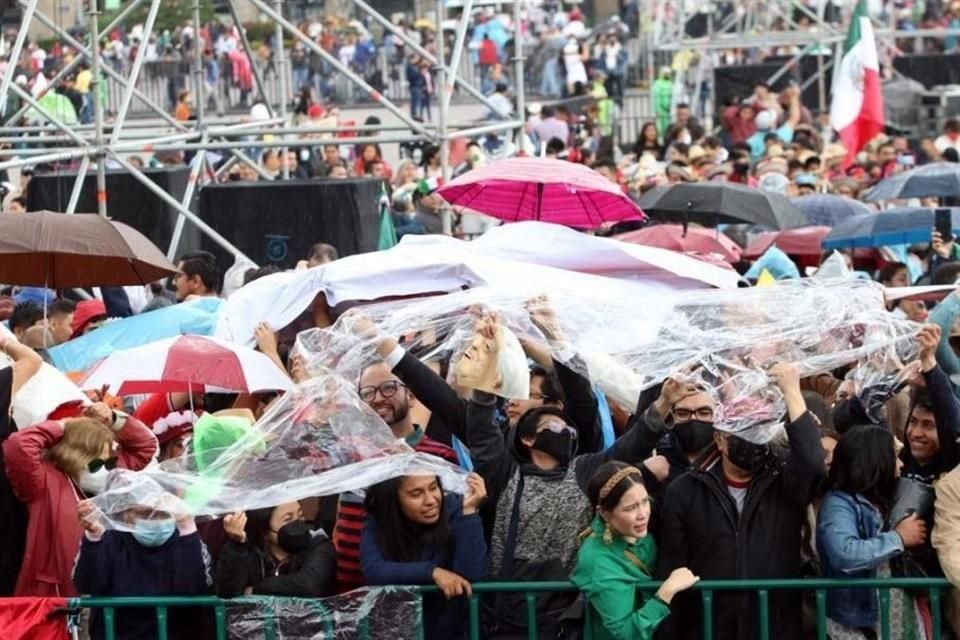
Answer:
[{"left": 602, "top": 521, "right": 613, "bottom": 545}]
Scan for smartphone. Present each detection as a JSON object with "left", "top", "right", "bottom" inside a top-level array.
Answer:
[
  {"left": 898, "top": 154, "right": 915, "bottom": 166},
  {"left": 936, "top": 208, "right": 954, "bottom": 243}
]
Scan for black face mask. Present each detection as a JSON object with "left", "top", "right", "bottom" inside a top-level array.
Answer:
[
  {"left": 674, "top": 420, "right": 715, "bottom": 455},
  {"left": 726, "top": 435, "right": 770, "bottom": 474},
  {"left": 532, "top": 430, "right": 576, "bottom": 467},
  {"left": 276, "top": 520, "right": 312, "bottom": 555}
]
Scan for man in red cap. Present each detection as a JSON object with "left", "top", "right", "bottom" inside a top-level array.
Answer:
[{"left": 70, "top": 299, "right": 107, "bottom": 340}]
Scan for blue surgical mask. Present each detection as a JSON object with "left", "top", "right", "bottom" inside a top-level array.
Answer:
[{"left": 132, "top": 518, "right": 176, "bottom": 547}]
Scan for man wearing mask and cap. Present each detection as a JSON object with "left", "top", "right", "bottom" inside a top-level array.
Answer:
[{"left": 656, "top": 363, "right": 825, "bottom": 640}]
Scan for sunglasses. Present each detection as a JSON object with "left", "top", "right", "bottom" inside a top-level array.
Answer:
[
  {"left": 87, "top": 457, "right": 118, "bottom": 474},
  {"left": 358, "top": 380, "right": 407, "bottom": 403}
]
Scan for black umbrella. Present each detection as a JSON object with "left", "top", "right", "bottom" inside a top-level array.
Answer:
[
  {"left": 864, "top": 162, "right": 960, "bottom": 202},
  {"left": 637, "top": 182, "right": 808, "bottom": 230}
]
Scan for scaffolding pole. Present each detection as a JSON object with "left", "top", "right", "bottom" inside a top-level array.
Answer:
[
  {"left": 273, "top": 0, "right": 290, "bottom": 179},
  {"left": 167, "top": 133, "right": 209, "bottom": 260},
  {"left": 87, "top": 0, "right": 107, "bottom": 217},
  {"left": 109, "top": 152, "right": 256, "bottom": 265},
  {"left": 0, "top": 0, "right": 38, "bottom": 116},
  {"left": 245, "top": 0, "right": 432, "bottom": 139},
  {"left": 349, "top": 0, "right": 507, "bottom": 118},
  {"left": 226, "top": 0, "right": 274, "bottom": 117},
  {"left": 109, "top": 0, "right": 163, "bottom": 145},
  {"left": 436, "top": 0, "right": 451, "bottom": 234},
  {"left": 512, "top": 0, "right": 525, "bottom": 139},
  {"left": 65, "top": 156, "right": 91, "bottom": 214}
]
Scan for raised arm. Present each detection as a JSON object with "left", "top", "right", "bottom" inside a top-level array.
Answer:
[
  {"left": 769, "top": 363, "right": 827, "bottom": 508},
  {"left": 918, "top": 325, "right": 960, "bottom": 465},
  {"left": 2, "top": 421, "right": 63, "bottom": 502},
  {"left": 0, "top": 333, "right": 43, "bottom": 397}
]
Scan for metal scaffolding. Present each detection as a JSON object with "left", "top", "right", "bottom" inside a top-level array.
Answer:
[
  {"left": 3, "top": 0, "right": 526, "bottom": 264},
  {"left": 645, "top": 0, "right": 960, "bottom": 127}
]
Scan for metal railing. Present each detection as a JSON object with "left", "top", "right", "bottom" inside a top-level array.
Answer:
[{"left": 63, "top": 577, "right": 953, "bottom": 640}]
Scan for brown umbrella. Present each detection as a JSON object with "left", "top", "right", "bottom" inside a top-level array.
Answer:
[{"left": 0, "top": 211, "right": 177, "bottom": 287}]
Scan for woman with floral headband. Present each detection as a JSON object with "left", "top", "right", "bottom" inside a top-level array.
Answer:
[{"left": 572, "top": 462, "right": 699, "bottom": 640}]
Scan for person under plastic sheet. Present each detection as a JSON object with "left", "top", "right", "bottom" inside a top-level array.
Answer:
[
  {"left": 0, "top": 330, "right": 43, "bottom": 596},
  {"left": 2, "top": 405, "right": 157, "bottom": 597},
  {"left": 73, "top": 488, "right": 213, "bottom": 640},
  {"left": 572, "top": 462, "right": 700, "bottom": 640},
  {"left": 366, "top": 296, "right": 604, "bottom": 464},
  {"left": 817, "top": 426, "right": 929, "bottom": 640},
  {"left": 831, "top": 326, "right": 960, "bottom": 594},
  {"left": 331, "top": 347, "right": 459, "bottom": 593},
  {"left": 438, "top": 316, "right": 668, "bottom": 640},
  {"left": 215, "top": 501, "right": 337, "bottom": 599},
  {"left": 361, "top": 473, "right": 487, "bottom": 640},
  {"left": 654, "top": 362, "right": 826, "bottom": 640}
]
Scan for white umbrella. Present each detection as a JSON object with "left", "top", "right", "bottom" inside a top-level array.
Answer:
[{"left": 81, "top": 335, "right": 292, "bottom": 396}]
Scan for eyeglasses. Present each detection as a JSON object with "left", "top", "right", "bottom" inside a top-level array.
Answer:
[
  {"left": 358, "top": 380, "right": 407, "bottom": 403},
  {"left": 673, "top": 407, "right": 715, "bottom": 423},
  {"left": 87, "top": 457, "right": 118, "bottom": 474}
]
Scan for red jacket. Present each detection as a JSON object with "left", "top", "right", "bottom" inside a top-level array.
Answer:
[
  {"left": 2, "top": 418, "right": 157, "bottom": 597},
  {"left": 479, "top": 39, "right": 499, "bottom": 66}
]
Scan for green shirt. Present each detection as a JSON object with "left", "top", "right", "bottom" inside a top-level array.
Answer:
[{"left": 571, "top": 517, "right": 671, "bottom": 640}]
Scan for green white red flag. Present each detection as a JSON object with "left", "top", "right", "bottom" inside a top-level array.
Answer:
[{"left": 829, "top": 0, "right": 885, "bottom": 166}]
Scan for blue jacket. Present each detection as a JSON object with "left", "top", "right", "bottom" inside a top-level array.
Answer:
[
  {"left": 816, "top": 491, "right": 904, "bottom": 628},
  {"left": 73, "top": 527, "right": 213, "bottom": 640},
  {"left": 361, "top": 493, "right": 487, "bottom": 639}
]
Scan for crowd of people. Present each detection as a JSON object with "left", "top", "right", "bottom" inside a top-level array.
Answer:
[
  {"left": 5, "top": 4, "right": 960, "bottom": 638},
  {"left": 3, "top": 229, "right": 960, "bottom": 640}
]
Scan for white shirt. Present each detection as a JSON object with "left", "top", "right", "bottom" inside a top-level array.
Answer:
[{"left": 934, "top": 134, "right": 960, "bottom": 156}]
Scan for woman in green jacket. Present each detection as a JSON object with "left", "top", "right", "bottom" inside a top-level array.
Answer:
[{"left": 572, "top": 462, "right": 699, "bottom": 640}]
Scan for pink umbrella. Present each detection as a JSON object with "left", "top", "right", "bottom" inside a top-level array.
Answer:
[
  {"left": 81, "top": 335, "right": 292, "bottom": 396},
  {"left": 743, "top": 226, "right": 831, "bottom": 259},
  {"left": 436, "top": 157, "right": 645, "bottom": 228},
  {"left": 616, "top": 224, "right": 742, "bottom": 263}
]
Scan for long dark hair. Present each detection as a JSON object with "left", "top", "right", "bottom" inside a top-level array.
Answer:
[
  {"left": 587, "top": 461, "right": 646, "bottom": 511},
  {"left": 364, "top": 475, "right": 451, "bottom": 563},
  {"left": 828, "top": 425, "right": 898, "bottom": 506}
]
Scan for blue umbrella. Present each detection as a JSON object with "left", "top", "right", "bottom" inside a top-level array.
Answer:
[
  {"left": 864, "top": 163, "right": 960, "bottom": 202},
  {"left": 791, "top": 194, "right": 873, "bottom": 227},
  {"left": 48, "top": 296, "right": 223, "bottom": 372},
  {"left": 821, "top": 207, "right": 960, "bottom": 249}
]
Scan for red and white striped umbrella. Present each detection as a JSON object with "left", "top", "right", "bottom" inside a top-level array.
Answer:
[{"left": 81, "top": 335, "right": 292, "bottom": 396}]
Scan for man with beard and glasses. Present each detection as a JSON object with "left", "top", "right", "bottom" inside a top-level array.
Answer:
[
  {"left": 331, "top": 360, "right": 459, "bottom": 593},
  {"left": 655, "top": 363, "right": 825, "bottom": 640}
]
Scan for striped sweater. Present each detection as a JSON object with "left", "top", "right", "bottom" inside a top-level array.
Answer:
[{"left": 333, "top": 427, "right": 459, "bottom": 592}]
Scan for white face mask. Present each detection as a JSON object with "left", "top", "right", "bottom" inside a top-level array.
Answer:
[{"left": 78, "top": 467, "right": 109, "bottom": 495}]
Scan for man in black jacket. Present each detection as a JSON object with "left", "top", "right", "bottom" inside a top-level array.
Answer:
[{"left": 656, "top": 363, "right": 826, "bottom": 640}]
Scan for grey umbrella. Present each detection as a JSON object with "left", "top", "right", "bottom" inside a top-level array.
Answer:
[
  {"left": 637, "top": 182, "right": 808, "bottom": 230},
  {"left": 864, "top": 162, "right": 960, "bottom": 201}
]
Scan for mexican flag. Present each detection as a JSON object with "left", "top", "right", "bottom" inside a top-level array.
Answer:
[{"left": 829, "top": 0, "right": 885, "bottom": 166}]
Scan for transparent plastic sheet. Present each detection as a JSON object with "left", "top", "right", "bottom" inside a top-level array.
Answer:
[
  {"left": 293, "top": 262, "right": 921, "bottom": 444},
  {"left": 225, "top": 588, "right": 423, "bottom": 640},
  {"left": 90, "top": 374, "right": 468, "bottom": 531}
]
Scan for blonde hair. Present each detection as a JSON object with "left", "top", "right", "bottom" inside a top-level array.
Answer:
[{"left": 45, "top": 418, "right": 115, "bottom": 478}]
